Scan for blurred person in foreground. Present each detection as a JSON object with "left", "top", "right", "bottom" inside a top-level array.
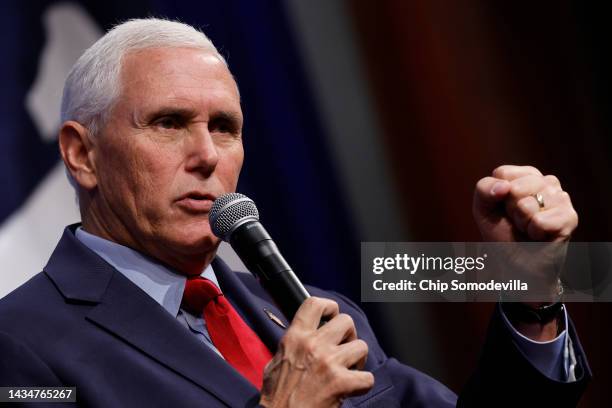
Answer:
[{"left": 0, "top": 18, "right": 590, "bottom": 407}]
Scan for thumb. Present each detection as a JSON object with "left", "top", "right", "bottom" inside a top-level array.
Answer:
[{"left": 473, "top": 177, "right": 511, "bottom": 216}]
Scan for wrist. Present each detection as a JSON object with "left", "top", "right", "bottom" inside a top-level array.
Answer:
[{"left": 501, "top": 302, "right": 565, "bottom": 341}]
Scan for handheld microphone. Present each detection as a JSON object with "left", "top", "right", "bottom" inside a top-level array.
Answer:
[{"left": 210, "top": 193, "right": 311, "bottom": 321}]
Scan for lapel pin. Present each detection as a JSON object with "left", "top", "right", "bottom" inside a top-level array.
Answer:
[{"left": 264, "top": 308, "right": 287, "bottom": 329}]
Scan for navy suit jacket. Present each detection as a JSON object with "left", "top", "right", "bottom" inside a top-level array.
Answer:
[{"left": 0, "top": 226, "right": 591, "bottom": 407}]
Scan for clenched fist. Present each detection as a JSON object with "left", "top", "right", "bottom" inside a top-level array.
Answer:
[
  {"left": 473, "top": 165, "right": 578, "bottom": 242},
  {"left": 473, "top": 165, "right": 577, "bottom": 340}
]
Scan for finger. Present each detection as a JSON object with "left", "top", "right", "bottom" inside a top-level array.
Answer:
[
  {"left": 317, "top": 313, "right": 357, "bottom": 345},
  {"left": 557, "top": 190, "right": 576, "bottom": 211},
  {"left": 339, "top": 370, "right": 375, "bottom": 398},
  {"left": 473, "top": 177, "right": 511, "bottom": 213},
  {"left": 507, "top": 187, "right": 575, "bottom": 235},
  {"left": 507, "top": 175, "right": 554, "bottom": 201},
  {"left": 334, "top": 339, "right": 369, "bottom": 370},
  {"left": 506, "top": 195, "right": 540, "bottom": 233},
  {"left": 527, "top": 207, "right": 578, "bottom": 241},
  {"left": 492, "top": 165, "right": 543, "bottom": 181},
  {"left": 292, "top": 297, "right": 339, "bottom": 331},
  {"left": 543, "top": 174, "right": 562, "bottom": 189},
  {"left": 507, "top": 185, "right": 567, "bottom": 222},
  {"left": 537, "top": 186, "right": 573, "bottom": 211}
]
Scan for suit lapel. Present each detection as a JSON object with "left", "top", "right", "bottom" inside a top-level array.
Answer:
[{"left": 45, "top": 226, "right": 259, "bottom": 407}]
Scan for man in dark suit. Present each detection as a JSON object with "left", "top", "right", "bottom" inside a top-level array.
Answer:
[{"left": 0, "top": 18, "right": 591, "bottom": 407}]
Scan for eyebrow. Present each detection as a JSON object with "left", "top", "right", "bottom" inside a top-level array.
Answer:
[
  {"left": 141, "top": 107, "right": 242, "bottom": 126},
  {"left": 211, "top": 111, "right": 243, "bottom": 126},
  {"left": 142, "top": 107, "right": 198, "bottom": 123}
]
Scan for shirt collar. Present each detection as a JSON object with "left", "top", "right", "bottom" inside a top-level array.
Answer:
[{"left": 75, "top": 227, "right": 220, "bottom": 317}]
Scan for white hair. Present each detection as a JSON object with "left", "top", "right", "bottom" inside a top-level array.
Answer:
[{"left": 60, "top": 18, "right": 227, "bottom": 137}]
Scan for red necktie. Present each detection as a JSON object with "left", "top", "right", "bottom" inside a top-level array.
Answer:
[{"left": 181, "top": 277, "right": 272, "bottom": 389}]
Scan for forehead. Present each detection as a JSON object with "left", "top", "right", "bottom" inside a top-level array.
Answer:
[{"left": 118, "top": 47, "right": 241, "bottom": 115}]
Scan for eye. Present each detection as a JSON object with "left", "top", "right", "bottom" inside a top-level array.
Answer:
[
  {"left": 209, "top": 117, "right": 239, "bottom": 134},
  {"left": 154, "top": 115, "right": 184, "bottom": 130}
]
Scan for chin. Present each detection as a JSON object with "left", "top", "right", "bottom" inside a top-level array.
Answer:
[
  {"left": 156, "top": 219, "right": 218, "bottom": 255},
  {"left": 174, "top": 232, "right": 220, "bottom": 254}
]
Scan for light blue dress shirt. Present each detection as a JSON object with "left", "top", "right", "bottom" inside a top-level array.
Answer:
[
  {"left": 75, "top": 228, "right": 574, "bottom": 381},
  {"left": 500, "top": 303, "right": 574, "bottom": 381},
  {"left": 76, "top": 228, "right": 224, "bottom": 358}
]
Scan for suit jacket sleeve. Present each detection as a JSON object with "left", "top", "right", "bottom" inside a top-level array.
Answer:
[
  {"left": 325, "top": 290, "right": 590, "bottom": 407},
  {"left": 457, "top": 305, "right": 591, "bottom": 407}
]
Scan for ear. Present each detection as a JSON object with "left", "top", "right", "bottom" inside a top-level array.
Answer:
[{"left": 58, "top": 121, "right": 98, "bottom": 190}]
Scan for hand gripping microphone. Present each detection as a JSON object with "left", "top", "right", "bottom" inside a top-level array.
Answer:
[{"left": 210, "top": 193, "right": 311, "bottom": 321}]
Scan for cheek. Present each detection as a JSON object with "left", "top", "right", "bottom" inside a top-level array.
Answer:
[
  {"left": 219, "top": 146, "right": 244, "bottom": 189},
  {"left": 130, "top": 151, "right": 183, "bottom": 216},
  {"left": 138, "top": 153, "right": 176, "bottom": 192},
  {"left": 100, "top": 143, "right": 176, "bottom": 211}
]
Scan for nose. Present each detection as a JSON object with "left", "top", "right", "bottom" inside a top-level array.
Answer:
[{"left": 184, "top": 124, "right": 219, "bottom": 177}]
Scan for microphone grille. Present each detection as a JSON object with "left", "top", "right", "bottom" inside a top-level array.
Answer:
[{"left": 210, "top": 193, "right": 259, "bottom": 240}]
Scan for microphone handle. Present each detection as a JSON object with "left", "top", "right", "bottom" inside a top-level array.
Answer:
[{"left": 229, "top": 221, "right": 311, "bottom": 321}]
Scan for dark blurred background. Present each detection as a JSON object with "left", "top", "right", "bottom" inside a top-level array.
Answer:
[{"left": 0, "top": 1, "right": 609, "bottom": 406}]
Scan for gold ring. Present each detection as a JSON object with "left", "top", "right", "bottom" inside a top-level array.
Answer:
[{"left": 535, "top": 193, "right": 545, "bottom": 210}]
